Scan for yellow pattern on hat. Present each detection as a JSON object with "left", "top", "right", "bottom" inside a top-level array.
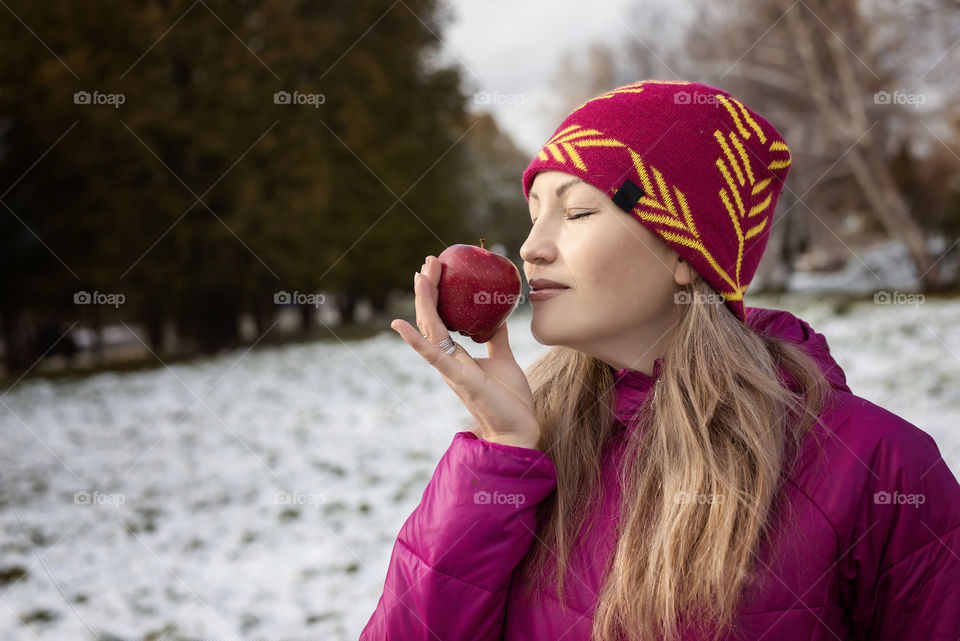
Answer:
[
  {"left": 536, "top": 125, "right": 626, "bottom": 171},
  {"left": 574, "top": 79, "right": 693, "bottom": 111}
]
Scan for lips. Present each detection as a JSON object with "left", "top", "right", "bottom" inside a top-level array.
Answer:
[{"left": 528, "top": 278, "right": 569, "bottom": 291}]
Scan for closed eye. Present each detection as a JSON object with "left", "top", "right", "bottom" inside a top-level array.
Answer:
[{"left": 530, "top": 210, "right": 595, "bottom": 225}]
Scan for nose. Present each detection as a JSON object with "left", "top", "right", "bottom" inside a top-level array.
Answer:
[{"left": 519, "top": 217, "right": 558, "bottom": 268}]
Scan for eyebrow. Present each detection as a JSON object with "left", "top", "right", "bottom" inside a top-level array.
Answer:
[{"left": 529, "top": 178, "right": 583, "bottom": 201}]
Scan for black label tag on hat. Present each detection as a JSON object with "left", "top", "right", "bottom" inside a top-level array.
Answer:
[{"left": 611, "top": 179, "right": 644, "bottom": 213}]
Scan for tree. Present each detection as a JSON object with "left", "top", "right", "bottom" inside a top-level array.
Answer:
[
  {"left": 0, "top": 0, "right": 472, "bottom": 368},
  {"left": 678, "top": 0, "right": 960, "bottom": 289}
]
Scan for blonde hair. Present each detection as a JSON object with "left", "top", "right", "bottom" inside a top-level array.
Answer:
[{"left": 515, "top": 276, "right": 834, "bottom": 641}]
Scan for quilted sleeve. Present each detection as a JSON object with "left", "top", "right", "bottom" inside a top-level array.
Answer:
[
  {"left": 359, "top": 430, "right": 558, "bottom": 641},
  {"left": 843, "top": 412, "right": 960, "bottom": 640}
]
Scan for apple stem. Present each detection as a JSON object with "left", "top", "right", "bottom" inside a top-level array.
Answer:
[{"left": 479, "top": 238, "right": 485, "bottom": 249}]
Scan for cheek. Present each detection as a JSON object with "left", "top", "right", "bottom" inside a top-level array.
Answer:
[
  {"left": 565, "top": 227, "right": 634, "bottom": 297},
  {"left": 574, "top": 222, "right": 675, "bottom": 302}
]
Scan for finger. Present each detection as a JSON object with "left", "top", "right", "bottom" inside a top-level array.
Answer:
[
  {"left": 486, "top": 320, "right": 515, "bottom": 361},
  {"left": 390, "top": 318, "right": 465, "bottom": 378},
  {"left": 420, "top": 263, "right": 473, "bottom": 362},
  {"left": 425, "top": 255, "right": 440, "bottom": 301},
  {"left": 413, "top": 271, "right": 447, "bottom": 341},
  {"left": 409, "top": 270, "right": 473, "bottom": 367}
]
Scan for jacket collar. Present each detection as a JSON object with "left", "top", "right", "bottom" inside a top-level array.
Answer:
[{"left": 612, "top": 356, "right": 663, "bottom": 427}]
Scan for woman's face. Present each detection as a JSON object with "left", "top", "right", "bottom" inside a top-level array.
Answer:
[{"left": 520, "top": 170, "right": 695, "bottom": 372}]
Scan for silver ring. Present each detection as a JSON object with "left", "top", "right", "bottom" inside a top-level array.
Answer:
[{"left": 435, "top": 336, "right": 457, "bottom": 354}]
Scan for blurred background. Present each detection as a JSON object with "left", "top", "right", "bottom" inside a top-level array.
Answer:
[{"left": 0, "top": 0, "right": 958, "bottom": 639}]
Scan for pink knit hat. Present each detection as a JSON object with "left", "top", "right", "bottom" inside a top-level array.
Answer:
[{"left": 522, "top": 80, "right": 792, "bottom": 322}]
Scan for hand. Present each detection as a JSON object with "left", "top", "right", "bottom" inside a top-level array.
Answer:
[{"left": 390, "top": 255, "right": 541, "bottom": 450}]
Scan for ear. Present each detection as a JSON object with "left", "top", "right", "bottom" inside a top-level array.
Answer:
[{"left": 673, "top": 256, "right": 698, "bottom": 287}]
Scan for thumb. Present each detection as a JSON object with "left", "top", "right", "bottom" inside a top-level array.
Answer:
[{"left": 486, "top": 321, "right": 515, "bottom": 361}]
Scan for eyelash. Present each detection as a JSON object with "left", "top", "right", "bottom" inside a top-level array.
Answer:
[{"left": 530, "top": 210, "right": 595, "bottom": 225}]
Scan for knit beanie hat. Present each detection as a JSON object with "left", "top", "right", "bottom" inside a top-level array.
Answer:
[{"left": 522, "top": 80, "right": 792, "bottom": 322}]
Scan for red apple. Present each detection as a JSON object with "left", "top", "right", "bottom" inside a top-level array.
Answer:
[{"left": 436, "top": 239, "right": 522, "bottom": 343}]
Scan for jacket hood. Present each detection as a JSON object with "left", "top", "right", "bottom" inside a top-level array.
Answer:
[
  {"left": 744, "top": 305, "right": 851, "bottom": 394},
  {"left": 613, "top": 306, "right": 851, "bottom": 426}
]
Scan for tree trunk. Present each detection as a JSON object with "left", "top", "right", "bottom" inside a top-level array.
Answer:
[
  {"left": 783, "top": 2, "right": 940, "bottom": 290},
  {"left": 299, "top": 304, "right": 314, "bottom": 335},
  {"left": 91, "top": 305, "right": 105, "bottom": 365},
  {"left": 844, "top": 146, "right": 939, "bottom": 287},
  {"left": 1, "top": 307, "right": 32, "bottom": 371},
  {"left": 255, "top": 296, "right": 272, "bottom": 336},
  {"left": 369, "top": 295, "right": 388, "bottom": 320},
  {"left": 337, "top": 292, "right": 357, "bottom": 325},
  {"left": 753, "top": 189, "right": 798, "bottom": 293},
  {"left": 194, "top": 310, "right": 239, "bottom": 353},
  {"left": 147, "top": 316, "right": 164, "bottom": 355}
]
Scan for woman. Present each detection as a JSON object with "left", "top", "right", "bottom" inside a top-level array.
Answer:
[{"left": 361, "top": 81, "right": 960, "bottom": 640}]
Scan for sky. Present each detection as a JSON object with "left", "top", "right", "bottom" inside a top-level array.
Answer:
[{"left": 440, "top": 0, "right": 644, "bottom": 155}]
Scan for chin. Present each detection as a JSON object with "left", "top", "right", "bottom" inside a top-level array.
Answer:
[{"left": 529, "top": 318, "right": 576, "bottom": 348}]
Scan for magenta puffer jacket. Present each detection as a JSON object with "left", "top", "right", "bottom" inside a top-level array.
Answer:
[{"left": 360, "top": 306, "right": 960, "bottom": 640}]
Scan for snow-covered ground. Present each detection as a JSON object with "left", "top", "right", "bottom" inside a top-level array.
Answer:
[{"left": 1, "top": 295, "right": 958, "bottom": 641}]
